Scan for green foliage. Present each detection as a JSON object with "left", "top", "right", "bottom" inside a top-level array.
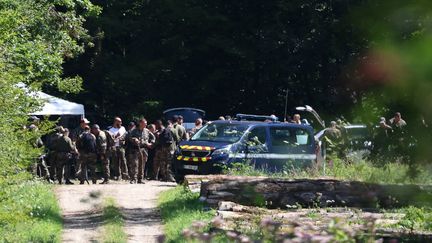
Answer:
[
  {"left": 0, "top": 180, "right": 62, "bottom": 242},
  {"left": 397, "top": 206, "right": 432, "bottom": 232},
  {"left": 222, "top": 159, "right": 432, "bottom": 185},
  {"left": 101, "top": 198, "right": 127, "bottom": 243},
  {"left": 0, "top": 0, "right": 99, "bottom": 241},
  {"left": 158, "top": 186, "right": 215, "bottom": 243},
  {"left": 0, "top": 0, "right": 100, "bottom": 172},
  {"left": 0, "top": 0, "right": 100, "bottom": 92}
]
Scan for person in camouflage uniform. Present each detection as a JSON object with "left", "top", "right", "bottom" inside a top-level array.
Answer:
[
  {"left": 70, "top": 118, "right": 90, "bottom": 177},
  {"left": 51, "top": 128, "right": 77, "bottom": 184},
  {"left": 126, "top": 118, "right": 154, "bottom": 184},
  {"left": 92, "top": 124, "right": 110, "bottom": 184},
  {"left": 77, "top": 126, "right": 98, "bottom": 184},
  {"left": 324, "top": 121, "right": 343, "bottom": 158},
  {"left": 153, "top": 120, "right": 176, "bottom": 182},
  {"left": 28, "top": 124, "right": 51, "bottom": 181},
  {"left": 46, "top": 126, "right": 65, "bottom": 182},
  {"left": 174, "top": 115, "right": 188, "bottom": 142},
  {"left": 71, "top": 118, "right": 91, "bottom": 142}
]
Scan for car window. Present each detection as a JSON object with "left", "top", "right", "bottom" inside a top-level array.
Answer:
[
  {"left": 295, "top": 129, "right": 309, "bottom": 145},
  {"left": 191, "top": 123, "right": 248, "bottom": 143},
  {"left": 270, "top": 127, "right": 311, "bottom": 146},
  {"left": 246, "top": 127, "right": 267, "bottom": 145}
]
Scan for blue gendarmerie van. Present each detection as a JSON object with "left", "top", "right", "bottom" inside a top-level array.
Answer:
[{"left": 173, "top": 120, "right": 321, "bottom": 179}]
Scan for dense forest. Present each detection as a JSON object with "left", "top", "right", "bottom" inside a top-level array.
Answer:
[
  {"left": 57, "top": 0, "right": 432, "bottom": 126},
  {"left": 59, "top": 0, "right": 372, "bottom": 122},
  {"left": 60, "top": 0, "right": 432, "bottom": 166}
]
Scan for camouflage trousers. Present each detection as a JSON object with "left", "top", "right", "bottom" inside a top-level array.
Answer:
[
  {"left": 127, "top": 148, "right": 148, "bottom": 181},
  {"left": 32, "top": 155, "right": 50, "bottom": 179},
  {"left": 153, "top": 146, "right": 173, "bottom": 180},
  {"left": 78, "top": 153, "right": 97, "bottom": 182},
  {"left": 49, "top": 152, "right": 72, "bottom": 183},
  {"left": 99, "top": 153, "right": 110, "bottom": 180},
  {"left": 110, "top": 147, "right": 128, "bottom": 179}
]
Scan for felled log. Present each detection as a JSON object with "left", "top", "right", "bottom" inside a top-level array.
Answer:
[{"left": 191, "top": 175, "right": 432, "bottom": 209}]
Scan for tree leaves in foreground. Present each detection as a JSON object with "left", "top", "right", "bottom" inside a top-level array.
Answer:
[{"left": 0, "top": 0, "right": 99, "bottom": 175}]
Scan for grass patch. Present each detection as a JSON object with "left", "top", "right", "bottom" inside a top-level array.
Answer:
[
  {"left": 101, "top": 198, "right": 127, "bottom": 243},
  {"left": 0, "top": 178, "right": 62, "bottom": 243},
  {"left": 158, "top": 186, "right": 215, "bottom": 243},
  {"left": 224, "top": 159, "right": 432, "bottom": 185}
]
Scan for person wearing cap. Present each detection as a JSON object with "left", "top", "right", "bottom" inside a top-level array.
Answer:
[
  {"left": 126, "top": 118, "right": 154, "bottom": 184},
  {"left": 71, "top": 118, "right": 91, "bottom": 142},
  {"left": 76, "top": 125, "right": 98, "bottom": 184},
  {"left": 50, "top": 128, "right": 77, "bottom": 184},
  {"left": 108, "top": 117, "right": 128, "bottom": 181},
  {"left": 92, "top": 124, "right": 110, "bottom": 184},
  {"left": 70, "top": 118, "right": 90, "bottom": 176}
]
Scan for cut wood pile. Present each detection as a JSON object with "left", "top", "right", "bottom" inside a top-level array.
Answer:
[{"left": 184, "top": 175, "right": 432, "bottom": 209}]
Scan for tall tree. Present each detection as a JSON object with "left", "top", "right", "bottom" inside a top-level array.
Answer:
[
  {"left": 64, "top": 0, "right": 366, "bottom": 122},
  {"left": 0, "top": 0, "right": 99, "bottom": 174}
]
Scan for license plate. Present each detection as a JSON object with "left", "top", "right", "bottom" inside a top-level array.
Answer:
[{"left": 183, "top": 165, "right": 198, "bottom": 171}]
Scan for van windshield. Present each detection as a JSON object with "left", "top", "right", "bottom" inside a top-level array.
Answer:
[{"left": 191, "top": 123, "right": 249, "bottom": 143}]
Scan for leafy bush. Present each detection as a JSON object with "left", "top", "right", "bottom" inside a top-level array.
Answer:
[
  {"left": 397, "top": 206, "right": 432, "bottom": 232},
  {"left": 0, "top": 0, "right": 99, "bottom": 241}
]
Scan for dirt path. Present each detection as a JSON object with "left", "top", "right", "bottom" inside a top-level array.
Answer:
[{"left": 56, "top": 181, "right": 176, "bottom": 243}]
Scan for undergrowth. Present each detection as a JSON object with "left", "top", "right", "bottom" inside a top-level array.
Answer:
[
  {"left": 0, "top": 178, "right": 62, "bottom": 243},
  {"left": 158, "top": 186, "right": 215, "bottom": 243},
  {"left": 223, "top": 158, "right": 432, "bottom": 185}
]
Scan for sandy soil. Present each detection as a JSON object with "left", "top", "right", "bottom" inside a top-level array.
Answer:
[{"left": 55, "top": 180, "right": 176, "bottom": 243}]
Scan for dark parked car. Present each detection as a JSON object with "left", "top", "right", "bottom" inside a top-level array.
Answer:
[{"left": 174, "top": 120, "right": 321, "bottom": 178}]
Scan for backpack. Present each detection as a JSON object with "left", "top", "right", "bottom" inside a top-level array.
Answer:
[
  {"left": 46, "top": 133, "right": 61, "bottom": 151},
  {"left": 104, "top": 130, "right": 116, "bottom": 148},
  {"left": 159, "top": 128, "right": 174, "bottom": 146},
  {"left": 77, "top": 132, "right": 96, "bottom": 153}
]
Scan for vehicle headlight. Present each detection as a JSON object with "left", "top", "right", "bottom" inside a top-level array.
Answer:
[{"left": 212, "top": 147, "right": 231, "bottom": 157}]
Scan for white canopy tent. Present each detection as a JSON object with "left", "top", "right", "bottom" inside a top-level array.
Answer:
[{"left": 30, "top": 91, "right": 85, "bottom": 117}]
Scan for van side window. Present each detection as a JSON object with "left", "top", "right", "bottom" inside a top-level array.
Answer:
[
  {"left": 295, "top": 129, "right": 309, "bottom": 145},
  {"left": 270, "top": 127, "right": 310, "bottom": 146},
  {"left": 247, "top": 127, "right": 267, "bottom": 146}
]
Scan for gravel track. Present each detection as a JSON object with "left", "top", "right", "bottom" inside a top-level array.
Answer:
[{"left": 56, "top": 180, "right": 176, "bottom": 243}]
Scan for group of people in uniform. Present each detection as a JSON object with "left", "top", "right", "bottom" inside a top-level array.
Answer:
[
  {"left": 35, "top": 115, "right": 190, "bottom": 185},
  {"left": 321, "top": 112, "right": 408, "bottom": 159},
  {"left": 370, "top": 112, "right": 408, "bottom": 161}
]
